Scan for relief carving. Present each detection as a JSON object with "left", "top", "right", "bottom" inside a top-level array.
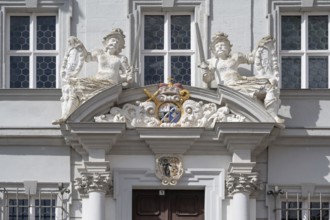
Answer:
[
  {"left": 199, "top": 32, "right": 284, "bottom": 124},
  {"left": 53, "top": 28, "right": 135, "bottom": 125},
  {"left": 74, "top": 172, "right": 112, "bottom": 196},
  {"left": 226, "top": 172, "right": 262, "bottom": 195},
  {"left": 94, "top": 82, "right": 245, "bottom": 127},
  {"left": 155, "top": 154, "right": 184, "bottom": 185}
]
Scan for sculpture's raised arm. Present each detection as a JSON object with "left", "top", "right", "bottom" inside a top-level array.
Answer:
[
  {"left": 198, "top": 32, "right": 284, "bottom": 124},
  {"left": 53, "top": 28, "right": 135, "bottom": 125}
]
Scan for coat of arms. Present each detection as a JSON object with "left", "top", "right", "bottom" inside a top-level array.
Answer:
[{"left": 155, "top": 155, "right": 184, "bottom": 185}]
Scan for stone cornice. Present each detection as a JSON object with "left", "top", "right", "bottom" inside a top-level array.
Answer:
[
  {"left": 63, "top": 122, "right": 126, "bottom": 155},
  {"left": 271, "top": 128, "right": 330, "bottom": 147},
  {"left": 0, "top": 89, "right": 61, "bottom": 101},
  {"left": 280, "top": 89, "right": 330, "bottom": 100}
]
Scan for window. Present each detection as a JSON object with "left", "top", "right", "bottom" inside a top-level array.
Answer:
[
  {"left": 7, "top": 14, "right": 58, "bottom": 88},
  {"left": 0, "top": 187, "right": 69, "bottom": 220},
  {"left": 280, "top": 13, "right": 330, "bottom": 89},
  {"left": 142, "top": 13, "right": 195, "bottom": 86},
  {"left": 8, "top": 199, "right": 56, "bottom": 220},
  {"left": 280, "top": 192, "right": 330, "bottom": 220}
]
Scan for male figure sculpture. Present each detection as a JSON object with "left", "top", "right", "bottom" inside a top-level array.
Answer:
[
  {"left": 201, "top": 32, "right": 284, "bottom": 123},
  {"left": 53, "top": 28, "right": 134, "bottom": 125}
]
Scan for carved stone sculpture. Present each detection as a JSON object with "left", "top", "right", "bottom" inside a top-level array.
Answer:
[
  {"left": 155, "top": 155, "right": 184, "bottom": 185},
  {"left": 200, "top": 32, "right": 284, "bottom": 124},
  {"left": 74, "top": 173, "right": 112, "bottom": 196},
  {"left": 53, "top": 28, "right": 134, "bottom": 125},
  {"left": 226, "top": 172, "right": 261, "bottom": 195},
  {"left": 94, "top": 82, "right": 245, "bottom": 127}
]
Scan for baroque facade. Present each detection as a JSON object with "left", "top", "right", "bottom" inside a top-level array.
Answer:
[{"left": 1, "top": 0, "right": 330, "bottom": 220}]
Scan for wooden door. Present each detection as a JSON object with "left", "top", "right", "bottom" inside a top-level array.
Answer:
[{"left": 133, "top": 190, "right": 204, "bottom": 220}]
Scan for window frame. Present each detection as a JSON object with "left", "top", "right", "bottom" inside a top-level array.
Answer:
[
  {"left": 280, "top": 199, "right": 330, "bottom": 220},
  {"left": 279, "top": 12, "right": 330, "bottom": 89},
  {"left": 0, "top": 0, "right": 72, "bottom": 89},
  {"left": 140, "top": 11, "right": 196, "bottom": 86},
  {"left": 5, "top": 12, "right": 59, "bottom": 89},
  {"left": 0, "top": 187, "right": 69, "bottom": 220}
]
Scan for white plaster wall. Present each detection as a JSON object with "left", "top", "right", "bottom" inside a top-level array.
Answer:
[
  {"left": 109, "top": 154, "right": 232, "bottom": 170},
  {"left": 0, "top": 146, "right": 70, "bottom": 182},
  {"left": 210, "top": 0, "right": 252, "bottom": 52},
  {"left": 252, "top": 0, "right": 269, "bottom": 44},
  {"left": 268, "top": 146, "right": 330, "bottom": 185},
  {"left": 279, "top": 96, "right": 330, "bottom": 128},
  {"left": 0, "top": 100, "right": 61, "bottom": 127}
]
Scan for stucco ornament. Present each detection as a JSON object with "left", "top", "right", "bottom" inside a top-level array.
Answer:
[
  {"left": 74, "top": 173, "right": 112, "bottom": 196},
  {"left": 200, "top": 32, "right": 284, "bottom": 124},
  {"left": 53, "top": 28, "right": 135, "bottom": 125},
  {"left": 94, "top": 82, "right": 245, "bottom": 127},
  {"left": 155, "top": 154, "right": 184, "bottom": 185},
  {"left": 226, "top": 172, "right": 262, "bottom": 195}
]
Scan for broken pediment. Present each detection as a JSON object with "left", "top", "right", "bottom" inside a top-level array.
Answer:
[
  {"left": 66, "top": 83, "right": 276, "bottom": 126},
  {"left": 61, "top": 83, "right": 278, "bottom": 157}
]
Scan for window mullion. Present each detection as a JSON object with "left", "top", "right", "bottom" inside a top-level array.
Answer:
[
  {"left": 29, "top": 197, "right": 35, "bottom": 220},
  {"left": 328, "top": 55, "right": 330, "bottom": 89},
  {"left": 164, "top": 13, "right": 170, "bottom": 82},
  {"left": 190, "top": 16, "right": 195, "bottom": 86},
  {"left": 301, "top": 14, "right": 308, "bottom": 89},
  {"left": 30, "top": 14, "right": 36, "bottom": 88}
]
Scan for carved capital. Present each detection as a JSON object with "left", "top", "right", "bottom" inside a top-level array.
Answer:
[
  {"left": 74, "top": 172, "right": 112, "bottom": 196},
  {"left": 226, "top": 172, "right": 261, "bottom": 195}
]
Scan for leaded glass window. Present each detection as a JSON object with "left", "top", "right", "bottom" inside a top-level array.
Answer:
[
  {"left": 280, "top": 14, "right": 330, "bottom": 89},
  {"left": 142, "top": 13, "right": 194, "bottom": 86},
  {"left": 8, "top": 14, "right": 58, "bottom": 88}
]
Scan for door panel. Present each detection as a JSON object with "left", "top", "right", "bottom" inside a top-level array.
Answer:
[
  {"left": 133, "top": 190, "right": 167, "bottom": 220},
  {"left": 133, "top": 190, "right": 204, "bottom": 220},
  {"left": 171, "top": 191, "right": 204, "bottom": 220}
]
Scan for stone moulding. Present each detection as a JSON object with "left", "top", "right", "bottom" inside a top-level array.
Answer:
[{"left": 59, "top": 84, "right": 279, "bottom": 156}]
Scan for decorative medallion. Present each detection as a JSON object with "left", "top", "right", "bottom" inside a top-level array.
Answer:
[
  {"left": 155, "top": 154, "right": 184, "bottom": 185},
  {"left": 158, "top": 102, "right": 181, "bottom": 123},
  {"left": 144, "top": 81, "right": 190, "bottom": 126}
]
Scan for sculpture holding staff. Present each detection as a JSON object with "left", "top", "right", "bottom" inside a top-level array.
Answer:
[
  {"left": 199, "top": 32, "right": 284, "bottom": 124},
  {"left": 53, "top": 28, "right": 134, "bottom": 125}
]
